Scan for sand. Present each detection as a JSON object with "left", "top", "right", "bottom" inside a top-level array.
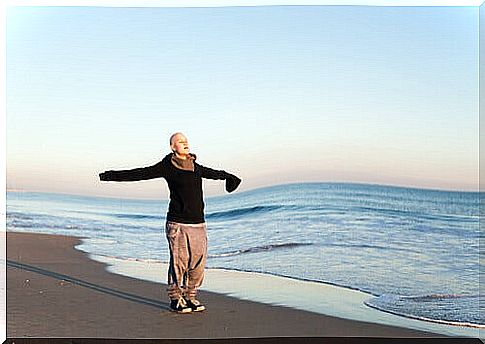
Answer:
[{"left": 6, "top": 231, "right": 447, "bottom": 339}]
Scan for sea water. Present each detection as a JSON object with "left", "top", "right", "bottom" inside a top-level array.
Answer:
[{"left": 6, "top": 182, "right": 481, "bottom": 328}]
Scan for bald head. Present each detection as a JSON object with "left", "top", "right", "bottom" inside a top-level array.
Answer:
[{"left": 169, "top": 132, "right": 185, "bottom": 147}]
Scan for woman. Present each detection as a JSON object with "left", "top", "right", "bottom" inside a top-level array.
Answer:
[{"left": 99, "top": 132, "right": 241, "bottom": 313}]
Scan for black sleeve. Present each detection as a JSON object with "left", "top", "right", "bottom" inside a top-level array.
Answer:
[
  {"left": 99, "top": 161, "right": 165, "bottom": 182},
  {"left": 198, "top": 165, "right": 229, "bottom": 180},
  {"left": 199, "top": 164, "right": 241, "bottom": 193}
]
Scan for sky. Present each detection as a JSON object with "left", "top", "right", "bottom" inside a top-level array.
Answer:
[{"left": 5, "top": 4, "right": 479, "bottom": 199}]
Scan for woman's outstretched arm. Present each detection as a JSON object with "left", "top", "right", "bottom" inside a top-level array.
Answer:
[
  {"left": 198, "top": 165, "right": 242, "bottom": 193},
  {"left": 99, "top": 161, "right": 165, "bottom": 182}
]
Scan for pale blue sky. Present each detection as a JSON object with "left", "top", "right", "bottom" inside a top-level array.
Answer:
[{"left": 6, "top": 5, "right": 478, "bottom": 199}]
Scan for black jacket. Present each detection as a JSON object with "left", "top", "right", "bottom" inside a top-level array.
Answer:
[{"left": 99, "top": 153, "right": 241, "bottom": 224}]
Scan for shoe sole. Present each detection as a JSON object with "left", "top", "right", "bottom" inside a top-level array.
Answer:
[
  {"left": 170, "top": 308, "right": 192, "bottom": 314},
  {"left": 192, "top": 306, "right": 206, "bottom": 312}
]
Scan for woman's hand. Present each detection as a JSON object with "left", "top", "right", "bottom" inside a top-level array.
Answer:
[
  {"left": 99, "top": 171, "right": 114, "bottom": 181},
  {"left": 225, "top": 173, "right": 241, "bottom": 193}
]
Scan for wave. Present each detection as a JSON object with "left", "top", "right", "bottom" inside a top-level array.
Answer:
[
  {"left": 206, "top": 205, "right": 284, "bottom": 220},
  {"left": 403, "top": 293, "right": 479, "bottom": 301},
  {"left": 6, "top": 211, "right": 34, "bottom": 220},
  {"left": 112, "top": 213, "right": 162, "bottom": 220},
  {"left": 364, "top": 294, "right": 484, "bottom": 328},
  {"left": 208, "top": 242, "right": 418, "bottom": 258},
  {"left": 7, "top": 214, "right": 163, "bottom": 232},
  {"left": 208, "top": 242, "right": 313, "bottom": 258},
  {"left": 320, "top": 243, "right": 419, "bottom": 253},
  {"left": 90, "top": 252, "right": 167, "bottom": 264},
  {"left": 7, "top": 221, "right": 83, "bottom": 231},
  {"left": 349, "top": 206, "right": 478, "bottom": 223},
  {"left": 205, "top": 204, "right": 478, "bottom": 233}
]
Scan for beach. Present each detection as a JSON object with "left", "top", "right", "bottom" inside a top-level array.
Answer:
[
  {"left": 7, "top": 185, "right": 481, "bottom": 332},
  {"left": 6, "top": 231, "right": 448, "bottom": 339}
]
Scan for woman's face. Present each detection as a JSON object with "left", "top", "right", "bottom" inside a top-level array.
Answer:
[{"left": 171, "top": 135, "right": 190, "bottom": 156}]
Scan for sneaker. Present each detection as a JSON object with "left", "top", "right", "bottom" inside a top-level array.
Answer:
[
  {"left": 185, "top": 298, "right": 206, "bottom": 312},
  {"left": 169, "top": 297, "right": 192, "bottom": 314}
]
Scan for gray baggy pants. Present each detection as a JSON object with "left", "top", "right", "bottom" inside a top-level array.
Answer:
[{"left": 165, "top": 220, "right": 208, "bottom": 300}]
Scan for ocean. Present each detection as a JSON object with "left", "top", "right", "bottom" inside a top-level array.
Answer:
[{"left": 6, "top": 182, "right": 481, "bottom": 328}]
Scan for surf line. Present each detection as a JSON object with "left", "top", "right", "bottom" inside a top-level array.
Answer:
[
  {"left": 7, "top": 259, "right": 170, "bottom": 311},
  {"left": 364, "top": 299, "right": 485, "bottom": 329}
]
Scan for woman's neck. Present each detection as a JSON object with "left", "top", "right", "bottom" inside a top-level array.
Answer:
[{"left": 173, "top": 152, "right": 189, "bottom": 160}]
